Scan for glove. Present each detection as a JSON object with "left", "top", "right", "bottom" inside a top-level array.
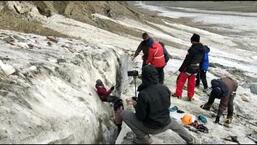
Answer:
[
  {"left": 111, "top": 86, "right": 115, "bottom": 91},
  {"left": 214, "top": 116, "right": 220, "bottom": 124}
]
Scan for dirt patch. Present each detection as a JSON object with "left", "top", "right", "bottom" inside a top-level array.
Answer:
[
  {"left": 0, "top": 7, "right": 68, "bottom": 37},
  {"left": 1, "top": 1, "right": 143, "bottom": 38}
]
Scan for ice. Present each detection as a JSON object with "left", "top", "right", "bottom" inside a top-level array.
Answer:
[
  {"left": 0, "top": 60, "right": 16, "bottom": 76},
  {"left": 1, "top": 1, "right": 257, "bottom": 144},
  {"left": 0, "top": 30, "right": 120, "bottom": 144}
]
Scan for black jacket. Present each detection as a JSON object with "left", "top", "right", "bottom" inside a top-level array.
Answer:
[
  {"left": 135, "top": 65, "right": 171, "bottom": 129},
  {"left": 179, "top": 43, "right": 205, "bottom": 74},
  {"left": 134, "top": 38, "right": 153, "bottom": 61},
  {"left": 159, "top": 41, "right": 172, "bottom": 63}
]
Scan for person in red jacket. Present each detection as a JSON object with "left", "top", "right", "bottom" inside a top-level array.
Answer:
[
  {"left": 95, "top": 79, "right": 119, "bottom": 102},
  {"left": 95, "top": 79, "right": 124, "bottom": 138},
  {"left": 146, "top": 41, "right": 166, "bottom": 84}
]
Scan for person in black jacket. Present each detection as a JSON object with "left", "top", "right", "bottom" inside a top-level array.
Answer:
[
  {"left": 132, "top": 32, "right": 154, "bottom": 67},
  {"left": 121, "top": 65, "right": 195, "bottom": 144},
  {"left": 173, "top": 33, "right": 205, "bottom": 101}
]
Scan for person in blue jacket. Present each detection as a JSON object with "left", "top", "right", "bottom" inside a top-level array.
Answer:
[{"left": 196, "top": 45, "right": 210, "bottom": 90}]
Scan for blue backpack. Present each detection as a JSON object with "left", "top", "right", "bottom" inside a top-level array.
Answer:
[{"left": 201, "top": 46, "right": 210, "bottom": 72}]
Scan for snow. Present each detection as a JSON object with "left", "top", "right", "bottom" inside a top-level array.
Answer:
[
  {"left": 0, "top": 30, "right": 120, "bottom": 144},
  {"left": 44, "top": 14, "right": 140, "bottom": 52},
  {"left": 0, "top": 60, "right": 16, "bottom": 76},
  {"left": 136, "top": 2, "right": 257, "bottom": 32},
  {"left": 165, "top": 6, "right": 257, "bottom": 17},
  {"left": 92, "top": 13, "right": 188, "bottom": 46},
  {"left": 92, "top": 13, "right": 257, "bottom": 78},
  {"left": 1, "top": 1, "right": 257, "bottom": 144},
  {"left": 117, "top": 2, "right": 257, "bottom": 144}
]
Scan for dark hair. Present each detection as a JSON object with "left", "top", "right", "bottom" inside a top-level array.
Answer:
[
  {"left": 211, "top": 87, "right": 223, "bottom": 99},
  {"left": 96, "top": 79, "right": 103, "bottom": 86},
  {"left": 142, "top": 32, "right": 149, "bottom": 40},
  {"left": 191, "top": 33, "right": 200, "bottom": 42}
]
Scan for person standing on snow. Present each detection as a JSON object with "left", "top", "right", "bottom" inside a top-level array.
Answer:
[
  {"left": 133, "top": 32, "right": 171, "bottom": 84},
  {"left": 145, "top": 40, "right": 166, "bottom": 84},
  {"left": 200, "top": 76, "right": 238, "bottom": 124},
  {"left": 196, "top": 45, "right": 210, "bottom": 91},
  {"left": 173, "top": 33, "right": 205, "bottom": 101},
  {"left": 121, "top": 65, "right": 196, "bottom": 144},
  {"left": 132, "top": 32, "right": 154, "bottom": 67}
]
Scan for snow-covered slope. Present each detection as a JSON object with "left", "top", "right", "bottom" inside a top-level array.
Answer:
[
  {"left": 0, "top": 30, "right": 125, "bottom": 144},
  {"left": 1, "top": 1, "right": 257, "bottom": 144}
]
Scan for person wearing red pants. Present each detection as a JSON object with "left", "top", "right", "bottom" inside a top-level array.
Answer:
[{"left": 173, "top": 34, "right": 205, "bottom": 101}]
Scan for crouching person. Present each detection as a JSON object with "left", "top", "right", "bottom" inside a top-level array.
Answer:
[
  {"left": 121, "top": 65, "right": 195, "bottom": 144},
  {"left": 200, "top": 76, "right": 238, "bottom": 124}
]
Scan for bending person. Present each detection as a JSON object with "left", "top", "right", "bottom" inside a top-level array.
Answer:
[{"left": 201, "top": 76, "right": 238, "bottom": 124}]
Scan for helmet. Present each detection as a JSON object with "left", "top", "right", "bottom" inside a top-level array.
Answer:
[{"left": 181, "top": 114, "right": 193, "bottom": 125}]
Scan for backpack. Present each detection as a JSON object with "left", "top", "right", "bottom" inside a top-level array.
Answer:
[
  {"left": 201, "top": 45, "right": 210, "bottom": 71},
  {"left": 159, "top": 41, "right": 171, "bottom": 63}
]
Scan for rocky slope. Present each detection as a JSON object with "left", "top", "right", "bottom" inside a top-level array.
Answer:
[{"left": 1, "top": 1, "right": 257, "bottom": 144}]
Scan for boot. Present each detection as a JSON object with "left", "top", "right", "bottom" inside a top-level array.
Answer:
[
  {"left": 224, "top": 118, "right": 233, "bottom": 124},
  {"left": 200, "top": 104, "right": 210, "bottom": 111},
  {"left": 172, "top": 93, "right": 181, "bottom": 99}
]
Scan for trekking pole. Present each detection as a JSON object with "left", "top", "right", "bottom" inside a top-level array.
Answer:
[{"left": 133, "top": 76, "right": 137, "bottom": 97}]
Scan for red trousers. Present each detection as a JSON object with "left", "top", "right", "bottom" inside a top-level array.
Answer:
[{"left": 175, "top": 72, "right": 196, "bottom": 100}]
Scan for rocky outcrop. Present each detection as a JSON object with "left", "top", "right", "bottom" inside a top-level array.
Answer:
[
  {"left": 2, "top": 1, "right": 140, "bottom": 21},
  {"left": 4, "top": 1, "right": 46, "bottom": 21}
]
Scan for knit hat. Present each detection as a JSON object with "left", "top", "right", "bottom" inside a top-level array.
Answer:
[
  {"left": 181, "top": 114, "right": 193, "bottom": 125},
  {"left": 191, "top": 33, "right": 200, "bottom": 42}
]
